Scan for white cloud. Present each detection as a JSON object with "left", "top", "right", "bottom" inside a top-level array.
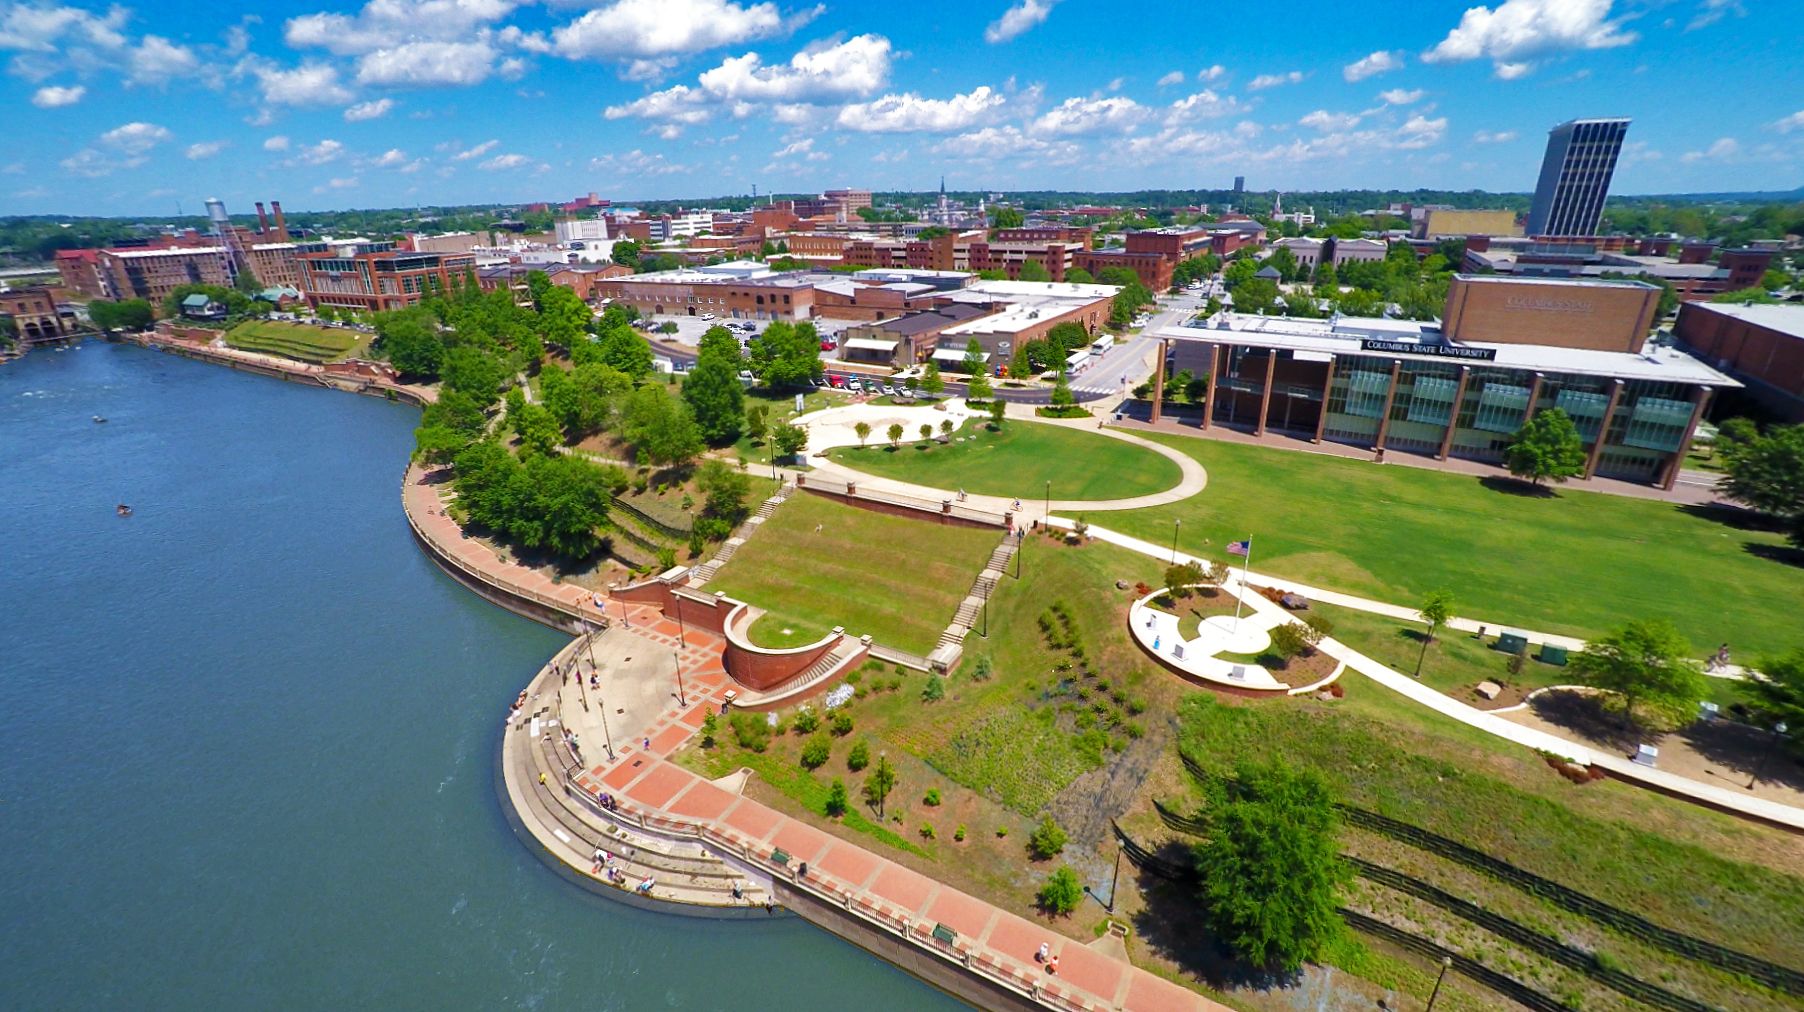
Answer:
[
  {"left": 1396, "top": 114, "right": 1447, "bottom": 149},
  {"left": 452, "top": 139, "right": 499, "bottom": 160},
  {"left": 834, "top": 86, "right": 1004, "bottom": 133},
  {"left": 942, "top": 125, "right": 1080, "bottom": 164},
  {"left": 372, "top": 147, "right": 408, "bottom": 166},
  {"left": 1422, "top": 0, "right": 1637, "bottom": 79},
  {"left": 604, "top": 84, "right": 711, "bottom": 124},
  {"left": 1299, "top": 109, "right": 1362, "bottom": 132},
  {"left": 59, "top": 149, "right": 119, "bottom": 178},
  {"left": 0, "top": 4, "right": 128, "bottom": 53},
  {"left": 284, "top": 0, "right": 516, "bottom": 55},
  {"left": 1687, "top": 0, "right": 1744, "bottom": 31},
  {"left": 297, "top": 138, "right": 347, "bottom": 165},
  {"left": 185, "top": 140, "right": 227, "bottom": 159},
  {"left": 1680, "top": 137, "right": 1739, "bottom": 163},
  {"left": 313, "top": 176, "right": 360, "bottom": 193},
  {"left": 125, "top": 35, "right": 198, "bottom": 85},
  {"left": 1472, "top": 129, "right": 1517, "bottom": 143},
  {"left": 984, "top": 0, "right": 1057, "bottom": 44},
  {"left": 1772, "top": 111, "right": 1804, "bottom": 134},
  {"left": 263, "top": 135, "right": 292, "bottom": 151},
  {"left": 1156, "top": 70, "right": 1184, "bottom": 88},
  {"left": 621, "top": 56, "right": 676, "bottom": 82},
  {"left": 478, "top": 152, "right": 531, "bottom": 170},
  {"left": 589, "top": 148, "right": 692, "bottom": 176},
  {"left": 1246, "top": 70, "right": 1303, "bottom": 90},
  {"left": 354, "top": 40, "right": 499, "bottom": 86},
  {"left": 252, "top": 61, "right": 355, "bottom": 106},
  {"left": 696, "top": 33, "right": 889, "bottom": 102},
  {"left": 99, "top": 121, "right": 172, "bottom": 154},
  {"left": 1165, "top": 89, "right": 1243, "bottom": 122},
  {"left": 1377, "top": 87, "right": 1425, "bottom": 105},
  {"left": 765, "top": 137, "right": 827, "bottom": 165},
  {"left": 344, "top": 98, "right": 395, "bottom": 121},
  {"left": 29, "top": 83, "right": 82, "bottom": 107},
  {"left": 1032, "top": 95, "right": 1146, "bottom": 136},
  {"left": 1197, "top": 64, "right": 1226, "bottom": 82},
  {"left": 1342, "top": 49, "right": 1402, "bottom": 82},
  {"left": 550, "top": 0, "right": 795, "bottom": 61}
]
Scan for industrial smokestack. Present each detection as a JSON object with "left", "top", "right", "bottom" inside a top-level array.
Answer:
[
  {"left": 271, "top": 201, "right": 288, "bottom": 240},
  {"left": 255, "top": 201, "right": 271, "bottom": 235}
]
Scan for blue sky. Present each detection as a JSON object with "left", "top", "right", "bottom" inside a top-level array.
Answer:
[{"left": 2, "top": 0, "right": 1800, "bottom": 215}]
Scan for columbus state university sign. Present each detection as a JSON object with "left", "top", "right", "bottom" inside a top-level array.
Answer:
[{"left": 1359, "top": 339, "right": 1498, "bottom": 361}]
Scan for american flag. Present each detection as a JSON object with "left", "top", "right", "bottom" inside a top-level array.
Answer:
[{"left": 1227, "top": 539, "right": 1251, "bottom": 557}]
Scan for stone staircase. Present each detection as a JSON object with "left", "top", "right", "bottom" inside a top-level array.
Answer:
[
  {"left": 731, "top": 637, "right": 867, "bottom": 710},
  {"left": 927, "top": 536, "right": 1016, "bottom": 671},
  {"left": 686, "top": 483, "right": 793, "bottom": 589}
]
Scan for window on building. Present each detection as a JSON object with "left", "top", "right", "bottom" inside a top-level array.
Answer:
[
  {"left": 1405, "top": 374, "right": 1460, "bottom": 426},
  {"left": 1621, "top": 395, "right": 1693, "bottom": 452},
  {"left": 1342, "top": 369, "right": 1391, "bottom": 419},
  {"left": 1471, "top": 382, "right": 1532, "bottom": 433},
  {"left": 1554, "top": 388, "right": 1610, "bottom": 441}
]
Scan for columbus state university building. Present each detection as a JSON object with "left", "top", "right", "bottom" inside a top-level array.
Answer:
[{"left": 1150, "top": 274, "right": 1739, "bottom": 489}]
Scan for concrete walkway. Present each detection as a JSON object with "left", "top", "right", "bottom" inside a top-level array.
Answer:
[{"left": 789, "top": 397, "right": 1208, "bottom": 520}]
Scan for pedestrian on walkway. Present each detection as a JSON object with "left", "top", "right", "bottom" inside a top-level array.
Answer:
[
  {"left": 538, "top": 772, "right": 546, "bottom": 786},
  {"left": 1036, "top": 942, "right": 1049, "bottom": 963},
  {"left": 643, "top": 737, "right": 651, "bottom": 750},
  {"left": 1047, "top": 955, "right": 1059, "bottom": 975}
]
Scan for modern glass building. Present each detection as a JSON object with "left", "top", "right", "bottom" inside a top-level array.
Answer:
[
  {"left": 1526, "top": 118, "right": 1629, "bottom": 237},
  {"left": 1152, "top": 280, "right": 1738, "bottom": 489}
]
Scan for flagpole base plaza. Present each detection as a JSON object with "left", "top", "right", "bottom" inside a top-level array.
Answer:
[{"left": 1127, "top": 586, "right": 1294, "bottom": 696}]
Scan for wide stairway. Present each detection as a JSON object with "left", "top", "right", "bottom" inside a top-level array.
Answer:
[
  {"left": 929, "top": 537, "right": 1016, "bottom": 666},
  {"left": 729, "top": 638, "right": 866, "bottom": 710},
  {"left": 687, "top": 482, "right": 793, "bottom": 588}
]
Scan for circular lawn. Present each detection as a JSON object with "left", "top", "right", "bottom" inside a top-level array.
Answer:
[{"left": 823, "top": 419, "right": 1182, "bottom": 501}]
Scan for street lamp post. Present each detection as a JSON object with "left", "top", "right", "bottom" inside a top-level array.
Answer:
[
  {"left": 673, "top": 600, "right": 688, "bottom": 649},
  {"left": 1426, "top": 956, "right": 1453, "bottom": 1011},
  {"left": 1043, "top": 479, "right": 1050, "bottom": 524},
  {"left": 1170, "top": 518, "right": 1181, "bottom": 565},
  {"left": 1748, "top": 721, "right": 1790, "bottom": 790},
  {"left": 673, "top": 649, "right": 688, "bottom": 708},
  {"left": 611, "top": 583, "right": 631, "bottom": 630},
  {"left": 1013, "top": 528, "right": 1022, "bottom": 580}
]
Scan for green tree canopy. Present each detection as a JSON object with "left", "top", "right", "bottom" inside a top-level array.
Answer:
[
  {"left": 747, "top": 320, "right": 823, "bottom": 387},
  {"left": 1017, "top": 259, "right": 1052, "bottom": 282},
  {"left": 1504, "top": 408, "right": 1587, "bottom": 487},
  {"left": 86, "top": 298, "right": 155, "bottom": 332},
  {"left": 580, "top": 324, "right": 654, "bottom": 378},
  {"left": 1193, "top": 761, "right": 1347, "bottom": 972},
  {"left": 440, "top": 345, "right": 505, "bottom": 405},
  {"left": 1570, "top": 618, "right": 1708, "bottom": 730},
  {"left": 375, "top": 307, "right": 444, "bottom": 380},
  {"left": 1037, "top": 866, "right": 1084, "bottom": 915},
  {"left": 682, "top": 326, "right": 747, "bottom": 445},
  {"left": 620, "top": 383, "right": 703, "bottom": 469},
  {"left": 1721, "top": 424, "right": 1804, "bottom": 529},
  {"left": 989, "top": 206, "right": 1025, "bottom": 229},
  {"left": 696, "top": 458, "right": 752, "bottom": 523},
  {"left": 1748, "top": 650, "right": 1804, "bottom": 757}
]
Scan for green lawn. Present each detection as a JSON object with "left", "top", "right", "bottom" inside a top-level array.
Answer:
[
  {"left": 705, "top": 492, "right": 1001, "bottom": 655},
  {"left": 824, "top": 418, "right": 1183, "bottom": 501},
  {"left": 1312, "top": 603, "right": 1574, "bottom": 700},
  {"left": 224, "top": 320, "right": 364, "bottom": 362},
  {"left": 1066, "top": 431, "right": 1804, "bottom": 656}
]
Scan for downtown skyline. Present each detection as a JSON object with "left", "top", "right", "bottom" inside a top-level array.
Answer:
[{"left": 2, "top": 0, "right": 1802, "bottom": 214}]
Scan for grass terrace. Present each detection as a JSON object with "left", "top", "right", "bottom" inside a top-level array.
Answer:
[
  {"left": 1066, "top": 431, "right": 1804, "bottom": 656},
  {"left": 223, "top": 320, "right": 366, "bottom": 363},
  {"left": 704, "top": 492, "right": 1001, "bottom": 655},
  {"left": 825, "top": 418, "right": 1183, "bottom": 501}
]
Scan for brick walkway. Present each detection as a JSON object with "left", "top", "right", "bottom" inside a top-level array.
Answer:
[{"left": 405, "top": 463, "right": 1224, "bottom": 1011}]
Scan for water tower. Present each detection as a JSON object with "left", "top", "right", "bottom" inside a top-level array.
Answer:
[{"left": 204, "top": 196, "right": 245, "bottom": 284}]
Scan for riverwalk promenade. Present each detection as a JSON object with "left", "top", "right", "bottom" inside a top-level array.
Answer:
[{"left": 402, "top": 460, "right": 1224, "bottom": 1011}]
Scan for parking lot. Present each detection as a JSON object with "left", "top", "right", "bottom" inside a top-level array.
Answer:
[{"left": 633, "top": 313, "right": 859, "bottom": 350}]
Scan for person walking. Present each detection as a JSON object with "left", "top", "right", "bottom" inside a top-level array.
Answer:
[{"left": 1036, "top": 942, "right": 1049, "bottom": 963}]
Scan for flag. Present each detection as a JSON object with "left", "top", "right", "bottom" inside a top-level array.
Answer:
[{"left": 1227, "top": 539, "right": 1251, "bottom": 557}]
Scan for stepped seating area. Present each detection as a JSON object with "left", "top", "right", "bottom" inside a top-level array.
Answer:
[
  {"left": 223, "top": 321, "right": 357, "bottom": 363},
  {"left": 729, "top": 638, "right": 868, "bottom": 710},
  {"left": 507, "top": 693, "right": 771, "bottom": 910}
]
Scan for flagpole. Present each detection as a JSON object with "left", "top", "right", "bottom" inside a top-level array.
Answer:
[{"left": 1232, "top": 538, "right": 1252, "bottom": 630}]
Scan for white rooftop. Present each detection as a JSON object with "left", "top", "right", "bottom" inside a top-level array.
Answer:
[
  {"left": 106, "top": 246, "right": 226, "bottom": 258},
  {"left": 1687, "top": 301, "right": 1804, "bottom": 339},
  {"left": 1155, "top": 312, "right": 1740, "bottom": 387}
]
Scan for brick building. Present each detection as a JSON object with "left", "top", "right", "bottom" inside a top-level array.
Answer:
[
  {"left": 1674, "top": 301, "right": 1804, "bottom": 421},
  {"left": 589, "top": 263, "right": 819, "bottom": 320},
  {"left": 299, "top": 245, "right": 477, "bottom": 313},
  {"left": 0, "top": 285, "right": 73, "bottom": 340},
  {"left": 53, "top": 249, "right": 105, "bottom": 298},
  {"left": 97, "top": 246, "right": 235, "bottom": 305}
]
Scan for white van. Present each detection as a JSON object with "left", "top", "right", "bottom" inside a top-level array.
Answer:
[{"left": 1090, "top": 335, "right": 1115, "bottom": 354}]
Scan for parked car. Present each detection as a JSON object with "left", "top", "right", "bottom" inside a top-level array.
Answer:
[
  {"left": 846, "top": 379, "right": 863, "bottom": 392},
  {"left": 701, "top": 313, "right": 717, "bottom": 321},
  {"left": 819, "top": 339, "right": 836, "bottom": 351},
  {"left": 738, "top": 369, "right": 755, "bottom": 384},
  {"left": 881, "top": 384, "right": 895, "bottom": 395},
  {"left": 827, "top": 375, "right": 844, "bottom": 388}
]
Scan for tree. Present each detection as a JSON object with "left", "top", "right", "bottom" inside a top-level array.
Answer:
[
  {"left": 1748, "top": 650, "right": 1804, "bottom": 758},
  {"left": 620, "top": 384, "right": 703, "bottom": 468},
  {"left": 1711, "top": 287, "right": 1778, "bottom": 305},
  {"left": 746, "top": 320, "right": 823, "bottom": 387},
  {"left": 588, "top": 325, "right": 654, "bottom": 378},
  {"left": 537, "top": 285, "right": 590, "bottom": 350},
  {"left": 940, "top": 419, "right": 954, "bottom": 439},
  {"left": 800, "top": 734, "right": 831, "bottom": 770},
  {"left": 700, "top": 711, "right": 718, "bottom": 748},
  {"left": 965, "top": 369, "right": 994, "bottom": 402},
  {"left": 853, "top": 420, "right": 872, "bottom": 447},
  {"left": 825, "top": 778, "right": 850, "bottom": 816},
  {"left": 1037, "top": 867, "right": 1084, "bottom": 915},
  {"left": 682, "top": 328, "right": 747, "bottom": 445},
  {"left": 440, "top": 346, "right": 504, "bottom": 405},
  {"left": 1193, "top": 761, "right": 1347, "bottom": 973},
  {"left": 988, "top": 398, "right": 1006, "bottom": 428},
  {"left": 1504, "top": 408, "right": 1587, "bottom": 487},
  {"left": 990, "top": 206, "right": 1025, "bottom": 229},
  {"left": 921, "top": 360, "right": 944, "bottom": 396},
  {"left": 1164, "top": 561, "right": 1204, "bottom": 599},
  {"left": 922, "top": 674, "right": 945, "bottom": 701},
  {"left": 1569, "top": 618, "right": 1708, "bottom": 730},
  {"left": 1028, "top": 815, "right": 1067, "bottom": 858},
  {"left": 886, "top": 422, "right": 903, "bottom": 449},
  {"left": 696, "top": 458, "right": 752, "bottom": 522},
  {"left": 862, "top": 754, "right": 897, "bottom": 815},
  {"left": 1721, "top": 424, "right": 1804, "bottom": 533},
  {"left": 919, "top": 422, "right": 933, "bottom": 443},
  {"left": 506, "top": 390, "right": 563, "bottom": 457},
  {"left": 86, "top": 298, "right": 155, "bottom": 333},
  {"left": 1065, "top": 267, "right": 1095, "bottom": 284},
  {"left": 1018, "top": 259, "right": 1052, "bottom": 282},
  {"left": 1050, "top": 371, "right": 1075, "bottom": 411},
  {"left": 609, "top": 238, "right": 641, "bottom": 269},
  {"left": 847, "top": 740, "right": 870, "bottom": 771},
  {"left": 771, "top": 421, "right": 808, "bottom": 459},
  {"left": 1009, "top": 343, "right": 1034, "bottom": 379},
  {"left": 1415, "top": 588, "right": 1456, "bottom": 678},
  {"left": 1231, "top": 277, "right": 1280, "bottom": 315},
  {"left": 1268, "top": 622, "right": 1310, "bottom": 660}
]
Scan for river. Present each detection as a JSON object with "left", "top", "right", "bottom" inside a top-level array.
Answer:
[{"left": 0, "top": 341, "right": 959, "bottom": 1010}]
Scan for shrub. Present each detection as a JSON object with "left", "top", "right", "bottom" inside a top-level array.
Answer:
[
  {"left": 800, "top": 733, "right": 831, "bottom": 769},
  {"left": 996, "top": 826, "right": 1009, "bottom": 838},
  {"left": 831, "top": 711, "right": 854, "bottom": 736},
  {"left": 954, "top": 824, "right": 967, "bottom": 842},
  {"left": 730, "top": 712, "right": 771, "bottom": 753},
  {"left": 920, "top": 822, "right": 935, "bottom": 839},
  {"left": 846, "top": 669, "right": 863, "bottom": 685},
  {"left": 894, "top": 664, "right": 907, "bottom": 677},
  {"left": 700, "top": 710, "right": 718, "bottom": 748},
  {"left": 825, "top": 778, "right": 849, "bottom": 817},
  {"left": 694, "top": 517, "right": 732, "bottom": 542},
  {"left": 792, "top": 708, "right": 821, "bottom": 734},
  {"left": 923, "top": 788, "right": 941, "bottom": 806},
  {"left": 887, "top": 677, "right": 903, "bottom": 692},
  {"left": 847, "top": 740, "right": 870, "bottom": 771},
  {"left": 922, "top": 674, "right": 945, "bottom": 702},
  {"left": 1029, "top": 816, "right": 1068, "bottom": 859},
  {"left": 969, "top": 654, "right": 993, "bottom": 681},
  {"left": 1268, "top": 622, "right": 1309, "bottom": 660},
  {"left": 1038, "top": 866, "right": 1084, "bottom": 915}
]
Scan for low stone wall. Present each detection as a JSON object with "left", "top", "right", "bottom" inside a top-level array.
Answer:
[
  {"left": 794, "top": 477, "right": 1008, "bottom": 529},
  {"left": 721, "top": 602, "right": 842, "bottom": 692}
]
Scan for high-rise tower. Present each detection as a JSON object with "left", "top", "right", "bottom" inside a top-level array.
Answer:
[{"left": 1526, "top": 118, "right": 1629, "bottom": 237}]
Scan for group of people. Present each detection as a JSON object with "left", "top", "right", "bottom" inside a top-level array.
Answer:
[
  {"left": 1035, "top": 942, "right": 1059, "bottom": 975},
  {"left": 596, "top": 792, "right": 620, "bottom": 812},
  {"left": 1706, "top": 642, "right": 1734, "bottom": 672}
]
